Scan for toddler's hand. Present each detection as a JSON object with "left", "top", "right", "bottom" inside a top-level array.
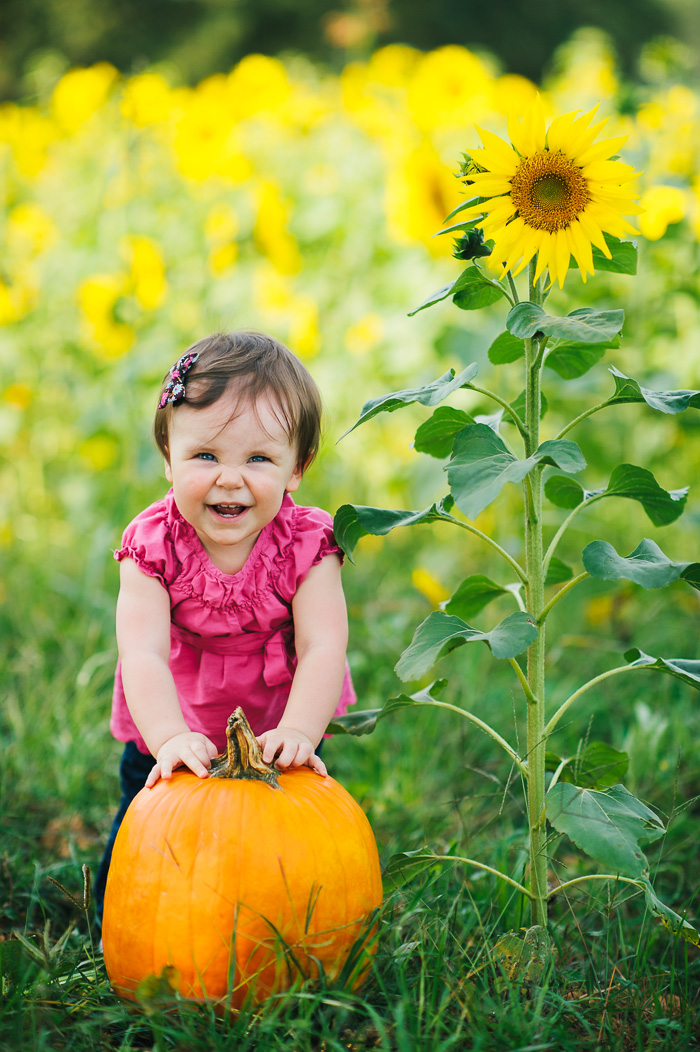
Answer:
[
  {"left": 257, "top": 727, "right": 327, "bottom": 777},
  {"left": 147, "top": 732, "right": 219, "bottom": 787}
]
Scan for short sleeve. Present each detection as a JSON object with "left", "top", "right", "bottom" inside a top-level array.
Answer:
[
  {"left": 271, "top": 501, "right": 343, "bottom": 603},
  {"left": 114, "top": 499, "right": 179, "bottom": 588}
]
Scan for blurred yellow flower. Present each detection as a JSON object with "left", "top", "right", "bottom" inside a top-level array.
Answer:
[
  {"left": 385, "top": 141, "right": 460, "bottom": 253},
  {"left": 173, "top": 78, "right": 252, "bottom": 183},
  {"left": 0, "top": 275, "right": 36, "bottom": 324},
  {"left": 121, "top": 235, "right": 168, "bottom": 310},
  {"left": 205, "top": 204, "right": 239, "bottom": 275},
  {"left": 288, "top": 296, "right": 320, "bottom": 359},
  {"left": 492, "top": 75, "right": 538, "bottom": 118},
  {"left": 79, "top": 435, "right": 119, "bottom": 470},
  {"left": 412, "top": 567, "right": 450, "bottom": 608},
  {"left": 3, "top": 383, "right": 32, "bottom": 409},
  {"left": 52, "top": 64, "right": 119, "bottom": 133},
  {"left": 121, "top": 72, "right": 174, "bottom": 126},
  {"left": 639, "top": 185, "right": 686, "bottom": 240},
  {"left": 254, "top": 180, "right": 301, "bottom": 274},
  {"left": 459, "top": 94, "right": 642, "bottom": 287},
  {"left": 0, "top": 104, "right": 58, "bottom": 177},
  {"left": 408, "top": 47, "right": 494, "bottom": 131},
  {"left": 345, "top": 314, "right": 384, "bottom": 356},
  {"left": 227, "top": 55, "right": 291, "bottom": 119},
  {"left": 78, "top": 274, "right": 134, "bottom": 358},
  {"left": 7, "top": 203, "right": 57, "bottom": 256}
]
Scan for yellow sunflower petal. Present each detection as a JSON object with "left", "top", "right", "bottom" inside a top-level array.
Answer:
[
  {"left": 467, "top": 174, "right": 514, "bottom": 197},
  {"left": 545, "top": 110, "right": 579, "bottom": 153},
  {"left": 533, "top": 231, "right": 553, "bottom": 282},
  {"left": 583, "top": 159, "right": 638, "bottom": 183},
  {"left": 508, "top": 93, "right": 545, "bottom": 156},
  {"left": 577, "top": 209, "right": 612, "bottom": 257},
  {"left": 567, "top": 220, "right": 595, "bottom": 282},
  {"left": 553, "top": 229, "right": 571, "bottom": 288},
  {"left": 575, "top": 134, "right": 628, "bottom": 167},
  {"left": 473, "top": 127, "right": 519, "bottom": 174}
]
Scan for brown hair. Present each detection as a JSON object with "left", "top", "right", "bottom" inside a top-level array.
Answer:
[{"left": 154, "top": 332, "right": 323, "bottom": 471}]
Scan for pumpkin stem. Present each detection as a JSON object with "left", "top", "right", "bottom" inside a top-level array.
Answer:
[{"left": 209, "top": 708, "right": 280, "bottom": 787}]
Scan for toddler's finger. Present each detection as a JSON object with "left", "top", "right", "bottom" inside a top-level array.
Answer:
[
  {"left": 145, "top": 763, "right": 162, "bottom": 788},
  {"left": 307, "top": 754, "right": 328, "bottom": 777}
]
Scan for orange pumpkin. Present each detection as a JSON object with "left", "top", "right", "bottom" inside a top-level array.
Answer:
[{"left": 102, "top": 709, "right": 382, "bottom": 1010}]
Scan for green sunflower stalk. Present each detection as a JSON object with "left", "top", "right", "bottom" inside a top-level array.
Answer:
[{"left": 332, "top": 95, "right": 700, "bottom": 959}]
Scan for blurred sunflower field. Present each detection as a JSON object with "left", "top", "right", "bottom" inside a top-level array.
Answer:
[{"left": 2, "top": 28, "right": 700, "bottom": 1049}]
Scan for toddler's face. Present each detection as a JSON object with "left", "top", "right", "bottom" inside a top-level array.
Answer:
[{"left": 164, "top": 388, "right": 302, "bottom": 574}]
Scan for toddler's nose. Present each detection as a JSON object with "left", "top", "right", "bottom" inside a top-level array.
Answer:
[{"left": 217, "top": 463, "right": 244, "bottom": 490}]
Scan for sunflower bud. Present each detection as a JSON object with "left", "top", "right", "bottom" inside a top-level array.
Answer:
[{"left": 452, "top": 228, "right": 491, "bottom": 260}]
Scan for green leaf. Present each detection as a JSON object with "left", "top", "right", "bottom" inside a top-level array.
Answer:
[
  {"left": 545, "top": 344, "right": 607, "bottom": 380},
  {"left": 607, "top": 366, "right": 700, "bottom": 414},
  {"left": 545, "top": 557, "right": 574, "bottom": 585},
  {"left": 624, "top": 648, "right": 700, "bottom": 690},
  {"left": 451, "top": 266, "right": 508, "bottom": 311},
  {"left": 333, "top": 498, "right": 455, "bottom": 563},
  {"left": 409, "top": 264, "right": 504, "bottom": 316},
  {"left": 327, "top": 680, "right": 448, "bottom": 736},
  {"left": 550, "top": 742, "right": 629, "bottom": 790},
  {"left": 395, "top": 610, "right": 538, "bottom": 681},
  {"left": 442, "top": 198, "right": 480, "bottom": 224},
  {"left": 383, "top": 848, "right": 447, "bottom": 892},
  {"left": 582, "top": 538, "right": 700, "bottom": 590},
  {"left": 546, "top": 783, "right": 665, "bottom": 879},
  {"left": 488, "top": 331, "right": 525, "bottom": 365},
  {"left": 641, "top": 879, "right": 700, "bottom": 945},
  {"left": 507, "top": 388, "right": 548, "bottom": 424},
  {"left": 545, "top": 475, "right": 586, "bottom": 509},
  {"left": 507, "top": 302, "right": 624, "bottom": 345},
  {"left": 591, "top": 234, "right": 638, "bottom": 275},
  {"left": 342, "top": 364, "right": 479, "bottom": 435},
  {"left": 444, "top": 574, "right": 509, "bottom": 619},
  {"left": 602, "top": 464, "right": 687, "bottom": 526},
  {"left": 446, "top": 425, "right": 585, "bottom": 520},
  {"left": 545, "top": 465, "right": 686, "bottom": 525},
  {"left": 414, "top": 407, "right": 475, "bottom": 458}
]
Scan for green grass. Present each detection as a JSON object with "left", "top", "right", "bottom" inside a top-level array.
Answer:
[{"left": 1, "top": 549, "right": 699, "bottom": 1051}]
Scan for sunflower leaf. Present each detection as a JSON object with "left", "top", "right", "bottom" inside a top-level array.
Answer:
[
  {"left": 591, "top": 234, "right": 638, "bottom": 275},
  {"left": 333, "top": 498, "right": 456, "bottom": 563},
  {"left": 444, "top": 574, "right": 510, "bottom": 619},
  {"left": 446, "top": 425, "right": 585, "bottom": 519},
  {"left": 507, "top": 303, "right": 624, "bottom": 345},
  {"left": 607, "top": 366, "right": 700, "bottom": 414},
  {"left": 546, "top": 783, "right": 664, "bottom": 879},
  {"left": 451, "top": 266, "right": 508, "bottom": 310},
  {"left": 340, "top": 364, "right": 478, "bottom": 435},
  {"left": 546, "top": 465, "right": 686, "bottom": 524},
  {"left": 327, "top": 680, "right": 448, "bottom": 736},
  {"left": 414, "top": 407, "right": 475, "bottom": 458},
  {"left": 395, "top": 610, "right": 538, "bottom": 681},
  {"left": 488, "top": 331, "right": 525, "bottom": 365},
  {"left": 582, "top": 538, "right": 700, "bottom": 590},
  {"left": 545, "top": 344, "right": 607, "bottom": 379},
  {"left": 409, "top": 264, "right": 502, "bottom": 315},
  {"left": 545, "top": 557, "right": 574, "bottom": 585},
  {"left": 623, "top": 648, "right": 700, "bottom": 690}
]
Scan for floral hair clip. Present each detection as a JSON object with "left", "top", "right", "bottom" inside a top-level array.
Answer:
[{"left": 157, "top": 351, "right": 199, "bottom": 409}]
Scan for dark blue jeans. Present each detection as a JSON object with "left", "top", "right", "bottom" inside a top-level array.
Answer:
[{"left": 94, "top": 742, "right": 153, "bottom": 930}]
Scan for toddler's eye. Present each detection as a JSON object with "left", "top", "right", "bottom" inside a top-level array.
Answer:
[
  {"left": 196, "top": 452, "right": 217, "bottom": 461},
  {"left": 249, "top": 455, "right": 270, "bottom": 463}
]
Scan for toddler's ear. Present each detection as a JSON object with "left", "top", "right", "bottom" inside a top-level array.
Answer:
[{"left": 164, "top": 458, "right": 173, "bottom": 483}]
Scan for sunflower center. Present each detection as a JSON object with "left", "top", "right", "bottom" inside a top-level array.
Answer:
[{"left": 510, "top": 150, "right": 590, "bottom": 232}]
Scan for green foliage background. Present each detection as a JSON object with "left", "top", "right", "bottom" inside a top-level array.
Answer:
[{"left": 1, "top": 23, "right": 700, "bottom": 1050}]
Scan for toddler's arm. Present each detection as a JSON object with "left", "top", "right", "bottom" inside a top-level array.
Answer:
[
  {"left": 258, "top": 553, "right": 348, "bottom": 775},
  {"left": 116, "top": 558, "right": 219, "bottom": 786}
]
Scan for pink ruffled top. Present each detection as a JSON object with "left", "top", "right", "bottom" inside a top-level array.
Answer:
[{"left": 111, "top": 490, "right": 355, "bottom": 754}]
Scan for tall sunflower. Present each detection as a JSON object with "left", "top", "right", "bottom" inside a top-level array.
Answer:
[{"left": 456, "top": 95, "right": 642, "bottom": 288}]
